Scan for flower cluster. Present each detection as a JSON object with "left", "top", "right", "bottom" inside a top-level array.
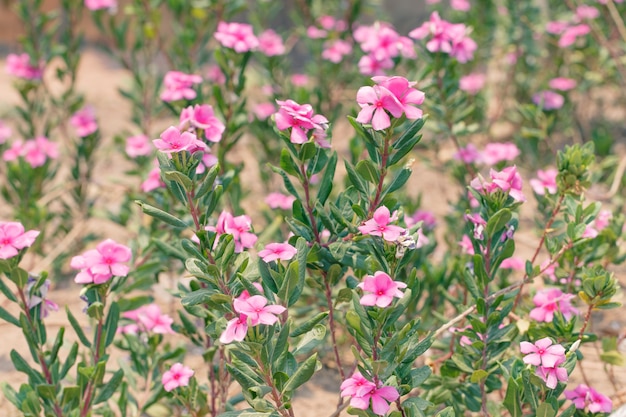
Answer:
[
  {"left": 454, "top": 142, "right": 519, "bottom": 166},
  {"left": 340, "top": 372, "right": 400, "bottom": 415},
  {"left": 119, "top": 303, "right": 174, "bottom": 335},
  {"left": 0, "top": 222, "right": 40, "bottom": 259},
  {"left": 162, "top": 363, "right": 194, "bottom": 392},
  {"left": 530, "top": 168, "right": 558, "bottom": 195},
  {"left": 179, "top": 104, "right": 225, "bottom": 143},
  {"left": 6, "top": 53, "right": 44, "bottom": 80},
  {"left": 358, "top": 206, "right": 405, "bottom": 242},
  {"left": 161, "top": 71, "right": 202, "bottom": 102},
  {"left": 520, "top": 338, "right": 568, "bottom": 389},
  {"left": 214, "top": 21, "right": 259, "bottom": 53},
  {"left": 258, "top": 243, "right": 297, "bottom": 263},
  {"left": 3, "top": 136, "right": 59, "bottom": 168},
  {"left": 354, "top": 22, "right": 415, "bottom": 75},
  {"left": 529, "top": 288, "right": 578, "bottom": 323},
  {"left": 358, "top": 271, "right": 407, "bottom": 308},
  {"left": 220, "top": 287, "right": 285, "bottom": 344},
  {"left": 70, "top": 107, "right": 99, "bottom": 137},
  {"left": 470, "top": 166, "right": 526, "bottom": 203},
  {"left": 409, "top": 12, "right": 477, "bottom": 63},
  {"left": 153, "top": 126, "right": 206, "bottom": 154},
  {"left": 206, "top": 211, "right": 257, "bottom": 253},
  {"left": 564, "top": 384, "right": 612, "bottom": 413},
  {"left": 70, "top": 239, "right": 132, "bottom": 284},
  {"left": 274, "top": 99, "right": 329, "bottom": 146},
  {"left": 356, "top": 76, "right": 425, "bottom": 130}
]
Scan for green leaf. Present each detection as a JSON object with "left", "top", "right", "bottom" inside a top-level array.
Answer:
[
  {"left": 280, "top": 148, "right": 300, "bottom": 176},
  {"left": 389, "top": 118, "right": 424, "bottom": 166},
  {"left": 94, "top": 369, "right": 124, "bottom": 404},
  {"left": 60, "top": 342, "right": 79, "bottom": 379},
  {"left": 600, "top": 351, "right": 626, "bottom": 366},
  {"left": 61, "top": 385, "right": 81, "bottom": 408},
  {"left": 104, "top": 302, "right": 120, "bottom": 347},
  {"left": 36, "top": 384, "right": 56, "bottom": 400},
  {"left": 504, "top": 378, "right": 522, "bottom": 417},
  {"left": 162, "top": 170, "right": 193, "bottom": 191},
  {"left": 136, "top": 201, "right": 187, "bottom": 228},
  {"left": 356, "top": 160, "right": 380, "bottom": 184},
  {"left": 282, "top": 354, "right": 318, "bottom": 394},
  {"left": 435, "top": 407, "right": 455, "bottom": 417},
  {"left": 0, "top": 305, "right": 20, "bottom": 327},
  {"left": 290, "top": 312, "right": 329, "bottom": 338},
  {"left": 486, "top": 208, "right": 512, "bottom": 238},
  {"left": 536, "top": 403, "right": 556, "bottom": 417},
  {"left": 293, "top": 324, "right": 326, "bottom": 356},
  {"left": 410, "top": 366, "right": 431, "bottom": 387},
  {"left": 384, "top": 167, "right": 411, "bottom": 195},
  {"left": 66, "top": 307, "right": 91, "bottom": 348},
  {"left": 345, "top": 161, "right": 368, "bottom": 196},
  {"left": 317, "top": 152, "right": 337, "bottom": 205},
  {"left": 10, "top": 349, "right": 43, "bottom": 383}
]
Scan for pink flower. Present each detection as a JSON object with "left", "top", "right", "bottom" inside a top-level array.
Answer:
[
  {"left": 546, "top": 21, "right": 569, "bottom": 34},
  {"left": 558, "top": 24, "right": 590, "bottom": 48},
  {"left": 358, "top": 271, "right": 407, "bottom": 308},
  {"left": 405, "top": 209, "right": 437, "bottom": 231},
  {"left": 355, "top": 85, "right": 403, "bottom": 130},
  {"left": 520, "top": 338, "right": 566, "bottom": 368},
  {"left": 125, "top": 134, "right": 152, "bottom": 158},
  {"left": 409, "top": 12, "right": 453, "bottom": 53},
  {"left": 564, "top": 384, "right": 589, "bottom": 409},
  {"left": 459, "top": 234, "right": 475, "bottom": 255},
  {"left": 141, "top": 165, "right": 164, "bottom": 192},
  {"left": 306, "top": 26, "right": 327, "bottom": 39},
  {"left": 530, "top": 168, "right": 558, "bottom": 195},
  {"left": 265, "top": 192, "right": 296, "bottom": 210},
  {"left": 0, "top": 221, "right": 40, "bottom": 259},
  {"left": 258, "top": 243, "right": 297, "bottom": 263},
  {"left": 500, "top": 257, "right": 525, "bottom": 270},
  {"left": 209, "top": 211, "right": 257, "bottom": 253},
  {"left": 529, "top": 288, "right": 578, "bottom": 322},
  {"left": 153, "top": 126, "right": 204, "bottom": 153},
  {"left": 26, "top": 278, "right": 58, "bottom": 319},
  {"left": 459, "top": 73, "right": 486, "bottom": 95},
  {"left": 3, "top": 141, "right": 24, "bottom": 162},
  {"left": 549, "top": 77, "right": 577, "bottom": 91},
  {"left": 594, "top": 209, "right": 612, "bottom": 231},
  {"left": 71, "top": 239, "right": 132, "bottom": 285},
  {"left": 71, "top": 107, "right": 98, "bottom": 137},
  {"left": 465, "top": 213, "right": 487, "bottom": 240},
  {"left": 0, "top": 120, "right": 12, "bottom": 144},
  {"left": 449, "top": 25, "right": 477, "bottom": 63},
  {"left": 349, "top": 383, "right": 400, "bottom": 416},
  {"left": 358, "top": 24, "right": 402, "bottom": 61},
  {"left": 533, "top": 91, "right": 564, "bottom": 110},
  {"left": 454, "top": 143, "right": 481, "bottom": 163},
  {"left": 470, "top": 166, "right": 526, "bottom": 203},
  {"left": 162, "top": 363, "right": 194, "bottom": 392},
  {"left": 358, "top": 54, "right": 394, "bottom": 76},
  {"left": 371, "top": 76, "right": 425, "bottom": 120},
  {"left": 6, "top": 53, "right": 44, "bottom": 80},
  {"left": 220, "top": 314, "right": 249, "bottom": 344},
  {"left": 22, "top": 137, "right": 59, "bottom": 168},
  {"left": 480, "top": 142, "right": 520, "bottom": 166},
  {"left": 322, "top": 39, "right": 353, "bottom": 63},
  {"left": 122, "top": 304, "right": 174, "bottom": 334},
  {"left": 206, "top": 64, "right": 226, "bottom": 85},
  {"left": 451, "top": 0, "right": 471, "bottom": 11},
  {"left": 565, "top": 385, "right": 612, "bottom": 412},
  {"left": 340, "top": 372, "right": 376, "bottom": 399},
  {"left": 84, "top": 0, "right": 116, "bottom": 10},
  {"left": 576, "top": 5, "right": 599, "bottom": 20},
  {"left": 252, "top": 102, "right": 276, "bottom": 120},
  {"left": 291, "top": 74, "right": 309, "bottom": 87},
  {"left": 233, "top": 295, "right": 285, "bottom": 325},
  {"left": 214, "top": 21, "right": 259, "bottom": 53},
  {"left": 536, "top": 363, "right": 568, "bottom": 389},
  {"left": 161, "top": 71, "right": 202, "bottom": 102},
  {"left": 258, "top": 29, "right": 285, "bottom": 56},
  {"left": 358, "top": 206, "right": 405, "bottom": 242},
  {"left": 180, "top": 104, "right": 225, "bottom": 143},
  {"left": 274, "top": 99, "right": 328, "bottom": 145}
]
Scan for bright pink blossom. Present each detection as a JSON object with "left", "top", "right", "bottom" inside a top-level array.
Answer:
[
  {"left": 500, "top": 257, "right": 525, "bottom": 270},
  {"left": 257, "top": 29, "right": 285, "bottom": 56},
  {"left": 265, "top": 192, "right": 296, "bottom": 210},
  {"left": 449, "top": 25, "right": 477, "bottom": 63},
  {"left": 358, "top": 24, "right": 402, "bottom": 61},
  {"left": 162, "top": 363, "right": 194, "bottom": 392},
  {"left": 566, "top": 384, "right": 612, "bottom": 412},
  {"left": 536, "top": 363, "right": 568, "bottom": 389},
  {"left": 530, "top": 168, "right": 558, "bottom": 195},
  {"left": 125, "top": 135, "right": 152, "bottom": 158},
  {"left": 322, "top": 39, "right": 353, "bottom": 63},
  {"left": 529, "top": 288, "right": 578, "bottom": 322},
  {"left": 480, "top": 142, "right": 520, "bottom": 166},
  {"left": 258, "top": 243, "right": 297, "bottom": 263},
  {"left": 358, "top": 206, "right": 405, "bottom": 242},
  {"left": 0, "top": 221, "right": 40, "bottom": 259},
  {"left": 141, "top": 164, "right": 164, "bottom": 192},
  {"left": 122, "top": 304, "right": 174, "bottom": 334},
  {"left": 549, "top": 77, "right": 577, "bottom": 91},
  {"left": 180, "top": 104, "right": 225, "bottom": 143},
  {"left": 409, "top": 12, "right": 453, "bottom": 53},
  {"left": 233, "top": 295, "right": 285, "bottom": 325},
  {"left": 161, "top": 71, "right": 202, "bottom": 102},
  {"left": 358, "top": 54, "right": 394, "bottom": 76},
  {"left": 214, "top": 21, "right": 259, "bottom": 53},
  {"left": 153, "top": 126, "right": 205, "bottom": 153},
  {"left": 6, "top": 53, "right": 44, "bottom": 80},
  {"left": 459, "top": 73, "right": 486, "bottom": 95},
  {"left": 470, "top": 166, "right": 526, "bottom": 203},
  {"left": 340, "top": 372, "right": 376, "bottom": 401},
  {"left": 520, "top": 338, "right": 566, "bottom": 368},
  {"left": 71, "top": 239, "right": 132, "bottom": 285},
  {"left": 355, "top": 85, "right": 403, "bottom": 130},
  {"left": 576, "top": 5, "right": 599, "bottom": 20},
  {"left": 349, "top": 383, "right": 400, "bottom": 416},
  {"left": 358, "top": 271, "right": 407, "bottom": 308},
  {"left": 71, "top": 107, "right": 98, "bottom": 137},
  {"left": 274, "top": 99, "right": 328, "bottom": 144},
  {"left": 533, "top": 91, "right": 564, "bottom": 110},
  {"left": 209, "top": 211, "right": 257, "bottom": 253},
  {"left": 220, "top": 314, "right": 249, "bottom": 344},
  {"left": 84, "top": 0, "right": 116, "bottom": 10},
  {"left": 22, "top": 137, "right": 59, "bottom": 168},
  {"left": 371, "top": 76, "right": 425, "bottom": 120}
]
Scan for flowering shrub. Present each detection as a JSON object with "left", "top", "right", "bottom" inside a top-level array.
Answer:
[{"left": 0, "top": 1, "right": 625, "bottom": 417}]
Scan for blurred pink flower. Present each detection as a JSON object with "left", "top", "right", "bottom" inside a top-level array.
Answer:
[
  {"left": 565, "top": 384, "right": 613, "bottom": 412},
  {"left": 594, "top": 209, "right": 612, "bottom": 231},
  {"left": 465, "top": 212, "right": 487, "bottom": 240},
  {"left": 358, "top": 271, "right": 407, "bottom": 308},
  {"left": 459, "top": 73, "right": 486, "bottom": 94},
  {"left": 546, "top": 21, "right": 569, "bottom": 34},
  {"left": 576, "top": 5, "right": 599, "bottom": 20},
  {"left": 0, "top": 120, "right": 11, "bottom": 144},
  {"left": 23, "top": 137, "right": 59, "bottom": 168},
  {"left": 125, "top": 134, "right": 152, "bottom": 158},
  {"left": 180, "top": 104, "right": 225, "bottom": 143},
  {"left": 458, "top": 234, "right": 475, "bottom": 255},
  {"left": 206, "top": 64, "right": 226, "bottom": 85},
  {"left": 291, "top": 74, "right": 309, "bottom": 86},
  {"left": 162, "top": 363, "right": 194, "bottom": 392},
  {"left": 500, "top": 257, "right": 525, "bottom": 270},
  {"left": 533, "top": 90, "right": 564, "bottom": 110},
  {"left": 161, "top": 71, "right": 202, "bottom": 102},
  {"left": 6, "top": 53, "right": 44, "bottom": 80},
  {"left": 195, "top": 151, "right": 218, "bottom": 175},
  {"left": 71, "top": 107, "right": 98, "bottom": 137},
  {"left": 153, "top": 126, "right": 205, "bottom": 153},
  {"left": 0, "top": 221, "right": 40, "bottom": 259},
  {"left": 451, "top": 0, "right": 471, "bottom": 11},
  {"left": 122, "top": 304, "right": 174, "bottom": 334},
  {"left": 141, "top": 165, "right": 164, "bottom": 192},
  {"left": 454, "top": 143, "right": 481, "bottom": 163},
  {"left": 258, "top": 29, "right": 285, "bottom": 56},
  {"left": 71, "top": 239, "right": 132, "bottom": 285},
  {"left": 265, "top": 192, "right": 296, "bottom": 210},
  {"left": 358, "top": 54, "right": 393, "bottom": 76},
  {"left": 536, "top": 363, "right": 568, "bottom": 389},
  {"left": 529, "top": 288, "right": 578, "bottom": 323},
  {"left": 26, "top": 278, "right": 58, "bottom": 319},
  {"left": 406, "top": 209, "right": 437, "bottom": 230},
  {"left": 258, "top": 242, "right": 297, "bottom": 263},
  {"left": 84, "top": 0, "right": 116, "bottom": 10},
  {"left": 215, "top": 21, "right": 259, "bottom": 53},
  {"left": 234, "top": 295, "right": 285, "bottom": 325},
  {"left": 530, "top": 168, "right": 558, "bottom": 195},
  {"left": 358, "top": 206, "right": 405, "bottom": 242},
  {"left": 358, "top": 24, "right": 402, "bottom": 61},
  {"left": 481, "top": 142, "right": 520, "bottom": 166},
  {"left": 252, "top": 102, "right": 276, "bottom": 120},
  {"left": 409, "top": 12, "right": 453, "bottom": 53},
  {"left": 558, "top": 24, "right": 590, "bottom": 48},
  {"left": 322, "top": 39, "right": 353, "bottom": 63},
  {"left": 470, "top": 166, "right": 526, "bottom": 202},
  {"left": 549, "top": 77, "right": 577, "bottom": 91}
]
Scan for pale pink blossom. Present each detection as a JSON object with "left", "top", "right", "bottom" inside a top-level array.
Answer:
[
  {"left": 84, "top": 0, "right": 116, "bottom": 10},
  {"left": 125, "top": 135, "right": 152, "bottom": 158},
  {"left": 153, "top": 126, "right": 205, "bottom": 153},
  {"left": 536, "top": 363, "right": 568, "bottom": 389},
  {"left": 22, "top": 137, "right": 59, "bottom": 168},
  {"left": 358, "top": 271, "right": 407, "bottom": 308},
  {"left": 322, "top": 39, "right": 353, "bottom": 63},
  {"left": 582, "top": 224, "right": 599, "bottom": 238},
  {"left": 206, "top": 64, "right": 226, "bottom": 85},
  {"left": 409, "top": 12, "right": 453, "bottom": 53},
  {"left": 122, "top": 304, "right": 174, "bottom": 334},
  {"left": 70, "top": 107, "right": 98, "bottom": 137},
  {"left": 549, "top": 77, "right": 577, "bottom": 91},
  {"left": 214, "top": 21, "right": 259, "bottom": 53},
  {"left": 141, "top": 165, "right": 164, "bottom": 192},
  {"left": 459, "top": 73, "right": 486, "bottom": 94},
  {"left": 470, "top": 166, "right": 526, "bottom": 203},
  {"left": 162, "top": 363, "right": 194, "bottom": 392},
  {"left": 358, "top": 24, "right": 402, "bottom": 61},
  {"left": 454, "top": 143, "right": 481, "bottom": 164},
  {"left": 208, "top": 211, "right": 257, "bottom": 253},
  {"left": 459, "top": 234, "right": 475, "bottom": 255},
  {"left": 0, "top": 120, "right": 12, "bottom": 144},
  {"left": 265, "top": 192, "right": 296, "bottom": 210},
  {"left": 355, "top": 84, "right": 403, "bottom": 130},
  {"left": 161, "top": 71, "right": 202, "bottom": 102},
  {"left": 358, "top": 206, "right": 405, "bottom": 242},
  {"left": 500, "top": 257, "right": 525, "bottom": 270},
  {"left": 358, "top": 54, "right": 394, "bottom": 76},
  {"left": 71, "top": 239, "right": 132, "bottom": 285},
  {"left": 258, "top": 29, "right": 285, "bottom": 56},
  {"left": 371, "top": 76, "right": 425, "bottom": 120},
  {"left": 533, "top": 91, "right": 564, "bottom": 110},
  {"left": 291, "top": 74, "right": 309, "bottom": 86},
  {"left": 451, "top": 0, "right": 471, "bottom": 11},
  {"left": 520, "top": 338, "right": 566, "bottom": 368},
  {"left": 275, "top": 99, "right": 328, "bottom": 144},
  {"left": 546, "top": 21, "right": 569, "bottom": 34},
  {"left": 195, "top": 151, "right": 218, "bottom": 175},
  {"left": 252, "top": 102, "right": 276, "bottom": 120},
  {"left": 6, "top": 53, "right": 44, "bottom": 80},
  {"left": 481, "top": 142, "right": 520, "bottom": 166},
  {"left": 180, "top": 104, "right": 225, "bottom": 143},
  {"left": 220, "top": 314, "right": 249, "bottom": 343},
  {"left": 306, "top": 26, "right": 328, "bottom": 39},
  {"left": 405, "top": 210, "right": 437, "bottom": 231},
  {"left": 530, "top": 168, "right": 558, "bottom": 195},
  {"left": 26, "top": 278, "right": 58, "bottom": 319},
  {"left": 449, "top": 25, "right": 477, "bottom": 62},
  {"left": 594, "top": 209, "right": 612, "bottom": 231},
  {"left": 558, "top": 24, "right": 590, "bottom": 48},
  {"left": 576, "top": 5, "right": 599, "bottom": 20},
  {"left": 258, "top": 243, "right": 297, "bottom": 263},
  {"left": 233, "top": 295, "right": 285, "bottom": 325},
  {"left": 0, "top": 221, "right": 40, "bottom": 259},
  {"left": 465, "top": 212, "right": 487, "bottom": 240},
  {"left": 3, "top": 141, "right": 24, "bottom": 162},
  {"left": 566, "top": 385, "right": 612, "bottom": 412}
]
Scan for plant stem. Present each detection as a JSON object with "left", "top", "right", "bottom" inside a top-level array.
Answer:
[
  {"left": 578, "top": 303, "right": 595, "bottom": 341},
  {"left": 368, "top": 134, "right": 391, "bottom": 217}
]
